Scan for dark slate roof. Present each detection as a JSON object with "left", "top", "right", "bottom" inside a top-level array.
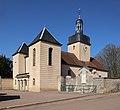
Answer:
[
  {"left": 68, "top": 33, "right": 91, "bottom": 46},
  {"left": 61, "top": 51, "right": 108, "bottom": 72},
  {"left": 12, "top": 42, "right": 28, "bottom": 56},
  {"left": 29, "top": 27, "right": 62, "bottom": 46}
]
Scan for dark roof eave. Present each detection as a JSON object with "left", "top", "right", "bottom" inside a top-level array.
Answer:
[
  {"left": 67, "top": 41, "right": 91, "bottom": 46},
  {"left": 28, "top": 39, "right": 41, "bottom": 47},
  {"left": 96, "top": 68, "right": 108, "bottom": 72},
  {"left": 25, "top": 55, "right": 29, "bottom": 58},
  {"left": 87, "top": 66, "right": 108, "bottom": 72},
  {"left": 41, "top": 40, "right": 62, "bottom": 46},
  {"left": 12, "top": 52, "right": 28, "bottom": 56},
  {"left": 62, "top": 63, "right": 83, "bottom": 68},
  {"left": 29, "top": 40, "right": 62, "bottom": 47},
  {"left": 62, "top": 63, "right": 108, "bottom": 72}
]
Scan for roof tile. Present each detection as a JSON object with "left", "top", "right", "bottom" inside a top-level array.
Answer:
[{"left": 61, "top": 51, "right": 108, "bottom": 72}]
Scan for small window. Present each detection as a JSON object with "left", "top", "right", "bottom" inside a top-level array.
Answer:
[
  {"left": 73, "top": 45, "right": 75, "bottom": 50},
  {"left": 68, "top": 70, "right": 71, "bottom": 76},
  {"left": 33, "top": 78, "right": 35, "bottom": 85},
  {"left": 99, "top": 75, "right": 101, "bottom": 78},
  {"left": 48, "top": 48, "right": 53, "bottom": 65},
  {"left": 33, "top": 48, "right": 36, "bottom": 66}
]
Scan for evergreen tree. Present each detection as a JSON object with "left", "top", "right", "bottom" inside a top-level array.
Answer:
[{"left": 0, "top": 54, "right": 13, "bottom": 78}]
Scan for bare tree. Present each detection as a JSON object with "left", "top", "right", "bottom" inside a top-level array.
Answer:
[{"left": 95, "top": 44, "right": 120, "bottom": 78}]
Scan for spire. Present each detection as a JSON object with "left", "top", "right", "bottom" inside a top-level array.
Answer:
[
  {"left": 78, "top": 8, "right": 81, "bottom": 19},
  {"left": 75, "top": 9, "right": 83, "bottom": 34}
]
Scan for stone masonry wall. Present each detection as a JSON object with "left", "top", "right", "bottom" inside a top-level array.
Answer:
[
  {"left": 93, "top": 78, "right": 120, "bottom": 93},
  {"left": 61, "top": 76, "right": 120, "bottom": 93},
  {"left": 0, "top": 78, "right": 13, "bottom": 90}
]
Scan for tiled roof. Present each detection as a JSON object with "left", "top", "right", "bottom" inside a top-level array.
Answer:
[
  {"left": 29, "top": 27, "right": 62, "bottom": 46},
  {"left": 61, "top": 51, "right": 85, "bottom": 67},
  {"left": 12, "top": 42, "right": 28, "bottom": 56},
  {"left": 90, "top": 57, "right": 108, "bottom": 71},
  {"left": 61, "top": 51, "right": 108, "bottom": 72}
]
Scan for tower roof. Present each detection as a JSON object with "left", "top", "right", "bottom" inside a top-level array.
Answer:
[
  {"left": 12, "top": 42, "right": 28, "bottom": 56},
  {"left": 29, "top": 27, "right": 62, "bottom": 46},
  {"left": 68, "top": 33, "right": 91, "bottom": 45},
  {"left": 76, "top": 18, "right": 83, "bottom": 25}
]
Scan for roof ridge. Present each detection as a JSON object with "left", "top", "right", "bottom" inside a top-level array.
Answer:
[
  {"left": 44, "top": 28, "right": 61, "bottom": 43},
  {"left": 40, "top": 27, "right": 46, "bottom": 39},
  {"left": 18, "top": 42, "right": 26, "bottom": 52}
]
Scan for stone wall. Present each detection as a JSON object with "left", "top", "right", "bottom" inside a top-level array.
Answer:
[
  {"left": 104, "top": 79, "right": 120, "bottom": 92},
  {"left": 0, "top": 78, "right": 13, "bottom": 90},
  {"left": 93, "top": 78, "right": 105, "bottom": 93},
  {"left": 93, "top": 78, "right": 120, "bottom": 93},
  {"left": 61, "top": 76, "right": 120, "bottom": 93},
  {"left": 61, "top": 75, "right": 95, "bottom": 93}
]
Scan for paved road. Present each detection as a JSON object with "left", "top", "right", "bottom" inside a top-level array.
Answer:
[
  {"left": 0, "top": 90, "right": 90, "bottom": 109},
  {"left": 9, "top": 93, "right": 120, "bottom": 110}
]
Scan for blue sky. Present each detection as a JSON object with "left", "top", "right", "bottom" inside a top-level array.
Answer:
[{"left": 0, "top": 0, "right": 120, "bottom": 59}]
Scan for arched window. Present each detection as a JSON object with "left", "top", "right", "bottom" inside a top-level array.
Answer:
[
  {"left": 33, "top": 78, "right": 35, "bottom": 85},
  {"left": 48, "top": 48, "right": 53, "bottom": 65},
  {"left": 33, "top": 48, "right": 36, "bottom": 66}
]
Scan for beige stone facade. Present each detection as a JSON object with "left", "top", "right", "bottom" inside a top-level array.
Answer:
[
  {"left": 13, "top": 28, "right": 62, "bottom": 92},
  {"left": 28, "top": 41, "right": 61, "bottom": 92},
  {"left": 68, "top": 42, "right": 90, "bottom": 61},
  {"left": 39, "top": 42, "right": 61, "bottom": 91}
]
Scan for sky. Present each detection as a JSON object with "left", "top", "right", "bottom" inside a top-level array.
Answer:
[{"left": 0, "top": 0, "right": 120, "bottom": 59}]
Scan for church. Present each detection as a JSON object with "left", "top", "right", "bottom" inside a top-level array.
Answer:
[{"left": 13, "top": 14, "right": 108, "bottom": 92}]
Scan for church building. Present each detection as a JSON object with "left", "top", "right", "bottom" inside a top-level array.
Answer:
[{"left": 13, "top": 14, "right": 108, "bottom": 92}]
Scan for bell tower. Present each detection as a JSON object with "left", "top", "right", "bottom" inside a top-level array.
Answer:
[{"left": 68, "top": 9, "right": 91, "bottom": 62}]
